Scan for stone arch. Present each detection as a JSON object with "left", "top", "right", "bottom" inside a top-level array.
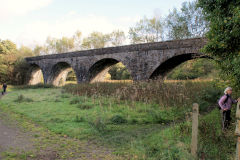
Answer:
[
  {"left": 149, "top": 53, "right": 207, "bottom": 79},
  {"left": 88, "top": 58, "right": 132, "bottom": 83},
  {"left": 27, "top": 64, "right": 44, "bottom": 85},
  {"left": 49, "top": 62, "right": 77, "bottom": 86}
]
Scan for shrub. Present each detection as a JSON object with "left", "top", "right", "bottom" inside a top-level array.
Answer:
[
  {"left": 74, "top": 115, "right": 85, "bottom": 123},
  {"left": 61, "top": 93, "right": 70, "bottom": 98},
  {"left": 76, "top": 104, "right": 93, "bottom": 110},
  {"left": 110, "top": 115, "right": 127, "bottom": 124},
  {"left": 89, "top": 117, "right": 106, "bottom": 133},
  {"left": 197, "top": 83, "right": 222, "bottom": 112},
  {"left": 130, "top": 118, "right": 138, "bottom": 124},
  {"left": 14, "top": 95, "right": 34, "bottom": 103},
  {"left": 70, "top": 97, "right": 81, "bottom": 104}
]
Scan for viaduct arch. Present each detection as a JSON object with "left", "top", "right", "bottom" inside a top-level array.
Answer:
[{"left": 25, "top": 38, "right": 207, "bottom": 86}]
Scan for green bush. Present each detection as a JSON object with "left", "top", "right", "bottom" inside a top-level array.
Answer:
[
  {"left": 70, "top": 97, "right": 81, "bottom": 104},
  {"left": 76, "top": 104, "right": 93, "bottom": 110},
  {"left": 60, "top": 93, "right": 70, "bottom": 98},
  {"left": 89, "top": 117, "right": 106, "bottom": 133},
  {"left": 110, "top": 115, "right": 127, "bottom": 124},
  {"left": 197, "top": 83, "right": 222, "bottom": 112},
  {"left": 74, "top": 115, "right": 85, "bottom": 123},
  {"left": 167, "top": 59, "right": 217, "bottom": 80},
  {"left": 14, "top": 95, "right": 34, "bottom": 103}
]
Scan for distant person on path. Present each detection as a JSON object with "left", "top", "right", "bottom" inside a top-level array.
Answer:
[
  {"left": 2, "top": 83, "right": 7, "bottom": 95},
  {"left": 218, "top": 87, "right": 240, "bottom": 130}
]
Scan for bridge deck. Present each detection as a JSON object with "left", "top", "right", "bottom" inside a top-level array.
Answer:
[{"left": 26, "top": 38, "right": 206, "bottom": 61}]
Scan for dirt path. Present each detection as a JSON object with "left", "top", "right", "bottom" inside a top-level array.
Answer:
[
  {"left": 0, "top": 92, "right": 34, "bottom": 159},
  {"left": 0, "top": 114, "right": 33, "bottom": 154}
]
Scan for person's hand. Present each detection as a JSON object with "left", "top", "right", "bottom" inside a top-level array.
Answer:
[
  {"left": 237, "top": 97, "right": 240, "bottom": 102},
  {"left": 223, "top": 108, "right": 228, "bottom": 111}
]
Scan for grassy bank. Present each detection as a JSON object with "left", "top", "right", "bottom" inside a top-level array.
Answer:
[{"left": 0, "top": 81, "right": 237, "bottom": 159}]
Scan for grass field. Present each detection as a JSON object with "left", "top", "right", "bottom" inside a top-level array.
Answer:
[{"left": 0, "top": 81, "right": 237, "bottom": 159}]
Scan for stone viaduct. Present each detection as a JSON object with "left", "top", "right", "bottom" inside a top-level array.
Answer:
[{"left": 25, "top": 38, "right": 207, "bottom": 86}]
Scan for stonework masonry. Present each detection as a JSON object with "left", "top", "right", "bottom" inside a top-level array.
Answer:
[{"left": 25, "top": 38, "right": 207, "bottom": 85}]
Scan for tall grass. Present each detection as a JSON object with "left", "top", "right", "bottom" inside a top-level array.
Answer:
[{"left": 63, "top": 80, "right": 222, "bottom": 110}]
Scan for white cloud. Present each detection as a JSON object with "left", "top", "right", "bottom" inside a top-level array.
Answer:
[
  {"left": 15, "top": 13, "right": 140, "bottom": 47},
  {"left": 0, "top": 0, "right": 53, "bottom": 19}
]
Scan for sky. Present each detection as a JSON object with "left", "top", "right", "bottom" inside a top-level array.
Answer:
[{"left": 0, "top": 0, "right": 193, "bottom": 48}]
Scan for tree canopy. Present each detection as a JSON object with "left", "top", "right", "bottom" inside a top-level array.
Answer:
[{"left": 198, "top": 0, "right": 240, "bottom": 87}]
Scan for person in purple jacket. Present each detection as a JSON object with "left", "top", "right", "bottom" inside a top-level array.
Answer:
[{"left": 219, "top": 87, "right": 240, "bottom": 130}]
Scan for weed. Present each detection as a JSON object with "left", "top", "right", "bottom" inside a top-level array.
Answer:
[
  {"left": 61, "top": 93, "right": 70, "bottom": 98},
  {"left": 74, "top": 115, "right": 85, "bottom": 122},
  {"left": 70, "top": 97, "right": 81, "bottom": 104},
  {"left": 89, "top": 117, "right": 106, "bottom": 133},
  {"left": 76, "top": 104, "right": 93, "bottom": 110},
  {"left": 110, "top": 115, "right": 127, "bottom": 124},
  {"left": 14, "top": 95, "right": 34, "bottom": 103}
]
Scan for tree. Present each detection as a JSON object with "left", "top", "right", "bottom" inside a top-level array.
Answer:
[
  {"left": 166, "top": 1, "right": 208, "bottom": 40},
  {"left": 18, "top": 46, "right": 34, "bottom": 57},
  {"left": 45, "top": 37, "right": 57, "bottom": 54},
  {"left": 0, "top": 39, "right": 18, "bottom": 83},
  {"left": 82, "top": 32, "right": 110, "bottom": 49},
  {"left": 73, "top": 30, "right": 82, "bottom": 50},
  {"left": 108, "top": 30, "right": 126, "bottom": 46},
  {"left": 45, "top": 36, "right": 75, "bottom": 54},
  {"left": 0, "top": 39, "right": 17, "bottom": 55},
  {"left": 33, "top": 45, "right": 45, "bottom": 56},
  {"left": 129, "top": 17, "right": 164, "bottom": 44},
  {"left": 167, "top": 59, "right": 217, "bottom": 80},
  {"left": 56, "top": 36, "right": 75, "bottom": 53},
  {"left": 198, "top": 0, "right": 240, "bottom": 87},
  {"left": 108, "top": 63, "right": 132, "bottom": 80}
]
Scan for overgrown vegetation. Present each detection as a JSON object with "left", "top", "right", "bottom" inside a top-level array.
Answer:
[
  {"left": 63, "top": 80, "right": 222, "bottom": 111},
  {"left": 167, "top": 59, "right": 218, "bottom": 80},
  {"left": 0, "top": 81, "right": 235, "bottom": 159},
  {"left": 198, "top": 0, "right": 240, "bottom": 88}
]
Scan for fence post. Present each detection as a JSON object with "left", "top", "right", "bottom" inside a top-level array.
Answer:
[
  {"left": 191, "top": 103, "right": 199, "bottom": 158},
  {"left": 235, "top": 102, "right": 240, "bottom": 160}
]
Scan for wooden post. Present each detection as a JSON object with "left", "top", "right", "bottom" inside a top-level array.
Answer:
[
  {"left": 235, "top": 102, "right": 240, "bottom": 160},
  {"left": 191, "top": 103, "right": 199, "bottom": 158}
]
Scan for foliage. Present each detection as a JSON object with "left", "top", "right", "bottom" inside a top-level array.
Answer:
[
  {"left": 63, "top": 80, "right": 223, "bottom": 110},
  {"left": 108, "top": 62, "right": 132, "bottom": 80},
  {"left": 110, "top": 115, "right": 127, "bottom": 124},
  {"left": 14, "top": 94, "right": 34, "bottom": 103},
  {"left": 129, "top": 17, "right": 164, "bottom": 44},
  {"left": 0, "top": 39, "right": 36, "bottom": 84},
  {"left": 198, "top": 0, "right": 240, "bottom": 88},
  {"left": 167, "top": 59, "right": 217, "bottom": 80},
  {"left": 166, "top": 1, "right": 208, "bottom": 40},
  {"left": 82, "top": 32, "right": 110, "bottom": 49}
]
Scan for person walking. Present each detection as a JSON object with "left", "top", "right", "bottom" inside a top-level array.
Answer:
[
  {"left": 218, "top": 87, "right": 240, "bottom": 131},
  {"left": 2, "top": 83, "right": 7, "bottom": 95}
]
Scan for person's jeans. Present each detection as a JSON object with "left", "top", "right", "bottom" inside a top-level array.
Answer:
[{"left": 222, "top": 110, "right": 231, "bottom": 130}]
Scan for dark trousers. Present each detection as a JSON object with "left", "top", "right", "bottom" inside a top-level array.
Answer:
[
  {"left": 222, "top": 110, "right": 231, "bottom": 130},
  {"left": 2, "top": 88, "right": 6, "bottom": 95}
]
